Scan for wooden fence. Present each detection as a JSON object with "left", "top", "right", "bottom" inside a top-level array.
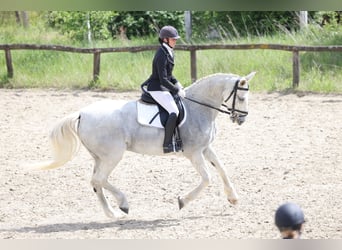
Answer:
[{"left": 1, "top": 43, "right": 342, "bottom": 88}]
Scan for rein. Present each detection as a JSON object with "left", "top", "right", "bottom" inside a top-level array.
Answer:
[
  {"left": 185, "top": 79, "right": 249, "bottom": 116},
  {"left": 185, "top": 96, "right": 232, "bottom": 115}
]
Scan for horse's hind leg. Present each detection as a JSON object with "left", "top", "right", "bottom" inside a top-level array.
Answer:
[
  {"left": 178, "top": 151, "right": 211, "bottom": 210},
  {"left": 203, "top": 146, "right": 238, "bottom": 205},
  {"left": 91, "top": 155, "right": 129, "bottom": 218}
]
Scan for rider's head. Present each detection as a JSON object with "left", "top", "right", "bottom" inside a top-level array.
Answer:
[
  {"left": 275, "top": 202, "right": 305, "bottom": 239},
  {"left": 159, "top": 25, "right": 180, "bottom": 48}
]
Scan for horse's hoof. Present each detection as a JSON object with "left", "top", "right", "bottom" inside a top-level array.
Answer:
[
  {"left": 120, "top": 207, "right": 129, "bottom": 214},
  {"left": 228, "top": 198, "right": 238, "bottom": 205},
  {"left": 178, "top": 196, "right": 184, "bottom": 210}
]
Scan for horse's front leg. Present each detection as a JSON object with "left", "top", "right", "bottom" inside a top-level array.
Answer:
[
  {"left": 178, "top": 151, "right": 211, "bottom": 210},
  {"left": 203, "top": 146, "right": 238, "bottom": 205}
]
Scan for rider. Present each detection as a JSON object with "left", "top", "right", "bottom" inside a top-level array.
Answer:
[
  {"left": 275, "top": 202, "right": 306, "bottom": 239},
  {"left": 144, "top": 25, "right": 186, "bottom": 153}
]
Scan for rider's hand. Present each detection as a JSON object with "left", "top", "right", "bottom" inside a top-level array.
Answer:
[
  {"left": 178, "top": 88, "right": 186, "bottom": 98},
  {"left": 176, "top": 82, "right": 183, "bottom": 89}
]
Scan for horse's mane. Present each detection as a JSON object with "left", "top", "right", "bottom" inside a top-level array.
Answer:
[
  {"left": 187, "top": 73, "right": 239, "bottom": 89},
  {"left": 185, "top": 73, "right": 240, "bottom": 97}
]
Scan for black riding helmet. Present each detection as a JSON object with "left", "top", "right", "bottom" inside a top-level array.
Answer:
[
  {"left": 275, "top": 202, "right": 305, "bottom": 229},
  {"left": 159, "top": 26, "right": 180, "bottom": 39}
]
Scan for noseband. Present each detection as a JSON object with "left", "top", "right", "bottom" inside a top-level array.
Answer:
[{"left": 185, "top": 79, "right": 249, "bottom": 118}]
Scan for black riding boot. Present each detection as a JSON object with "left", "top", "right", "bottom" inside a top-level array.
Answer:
[{"left": 163, "top": 112, "right": 178, "bottom": 153}]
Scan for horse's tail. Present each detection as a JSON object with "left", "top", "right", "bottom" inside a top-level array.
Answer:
[{"left": 28, "top": 112, "right": 81, "bottom": 170}]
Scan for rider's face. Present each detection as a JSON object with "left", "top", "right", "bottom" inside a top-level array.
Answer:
[
  {"left": 169, "top": 38, "right": 177, "bottom": 48},
  {"left": 164, "top": 38, "right": 177, "bottom": 48}
]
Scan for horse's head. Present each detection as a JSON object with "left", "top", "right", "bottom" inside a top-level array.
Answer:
[{"left": 224, "top": 71, "right": 256, "bottom": 125}]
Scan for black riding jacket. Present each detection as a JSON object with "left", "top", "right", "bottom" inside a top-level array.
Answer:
[{"left": 145, "top": 44, "right": 180, "bottom": 95}]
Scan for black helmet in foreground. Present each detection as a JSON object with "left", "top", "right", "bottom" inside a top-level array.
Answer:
[
  {"left": 275, "top": 202, "right": 305, "bottom": 229},
  {"left": 159, "top": 26, "right": 180, "bottom": 39}
]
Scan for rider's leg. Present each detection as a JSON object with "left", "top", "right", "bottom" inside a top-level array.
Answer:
[
  {"left": 149, "top": 91, "right": 179, "bottom": 153},
  {"left": 149, "top": 91, "right": 179, "bottom": 116},
  {"left": 163, "top": 112, "right": 178, "bottom": 153}
]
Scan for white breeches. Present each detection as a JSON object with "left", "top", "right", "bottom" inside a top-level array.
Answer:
[{"left": 149, "top": 91, "right": 179, "bottom": 116}]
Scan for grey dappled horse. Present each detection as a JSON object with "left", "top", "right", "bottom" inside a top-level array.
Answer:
[{"left": 29, "top": 72, "right": 256, "bottom": 218}]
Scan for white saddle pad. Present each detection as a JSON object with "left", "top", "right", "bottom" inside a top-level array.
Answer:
[
  {"left": 137, "top": 101, "right": 164, "bottom": 128},
  {"left": 136, "top": 101, "right": 186, "bottom": 128}
]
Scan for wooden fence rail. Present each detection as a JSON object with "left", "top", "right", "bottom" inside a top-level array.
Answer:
[{"left": 1, "top": 43, "right": 342, "bottom": 87}]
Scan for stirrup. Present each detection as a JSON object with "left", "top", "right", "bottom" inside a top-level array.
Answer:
[
  {"left": 175, "top": 138, "right": 183, "bottom": 152},
  {"left": 163, "top": 143, "right": 175, "bottom": 153}
]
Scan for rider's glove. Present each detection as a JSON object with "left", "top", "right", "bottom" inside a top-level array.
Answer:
[{"left": 178, "top": 88, "right": 186, "bottom": 98}]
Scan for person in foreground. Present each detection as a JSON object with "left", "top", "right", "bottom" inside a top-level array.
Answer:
[
  {"left": 275, "top": 202, "right": 306, "bottom": 239},
  {"left": 143, "top": 25, "right": 186, "bottom": 153}
]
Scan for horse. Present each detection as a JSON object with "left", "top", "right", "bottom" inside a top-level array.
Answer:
[{"left": 28, "top": 72, "right": 256, "bottom": 218}]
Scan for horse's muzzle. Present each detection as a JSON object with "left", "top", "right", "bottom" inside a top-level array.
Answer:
[{"left": 230, "top": 113, "right": 246, "bottom": 125}]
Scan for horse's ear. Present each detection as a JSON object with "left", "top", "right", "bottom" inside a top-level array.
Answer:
[{"left": 245, "top": 71, "right": 257, "bottom": 81}]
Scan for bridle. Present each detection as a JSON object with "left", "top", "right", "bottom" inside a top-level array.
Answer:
[
  {"left": 222, "top": 79, "right": 249, "bottom": 125},
  {"left": 185, "top": 79, "right": 249, "bottom": 120}
]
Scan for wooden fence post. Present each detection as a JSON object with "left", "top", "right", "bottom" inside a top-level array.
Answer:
[
  {"left": 5, "top": 48, "right": 14, "bottom": 78},
  {"left": 292, "top": 50, "right": 300, "bottom": 88},
  {"left": 93, "top": 51, "right": 101, "bottom": 82},
  {"left": 190, "top": 49, "right": 197, "bottom": 83}
]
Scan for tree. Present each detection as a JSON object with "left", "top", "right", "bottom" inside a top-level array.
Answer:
[
  {"left": 184, "top": 11, "right": 192, "bottom": 42},
  {"left": 46, "top": 11, "right": 184, "bottom": 41},
  {"left": 299, "top": 11, "right": 308, "bottom": 29},
  {"left": 15, "top": 11, "right": 29, "bottom": 28}
]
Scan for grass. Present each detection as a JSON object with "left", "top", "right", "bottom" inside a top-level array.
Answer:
[{"left": 0, "top": 21, "right": 341, "bottom": 93}]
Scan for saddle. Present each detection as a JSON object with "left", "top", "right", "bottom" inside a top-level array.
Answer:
[{"left": 137, "top": 82, "right": 186, "bottom": 152}]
